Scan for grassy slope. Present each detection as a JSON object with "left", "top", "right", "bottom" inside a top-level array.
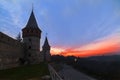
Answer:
[{"left": 0, "top": 63, "right": 49, "bottom": 80}]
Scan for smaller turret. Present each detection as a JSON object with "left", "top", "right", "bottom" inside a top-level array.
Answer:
[{"left": 42, "top": 37, "right": 51, "bottom": 62}]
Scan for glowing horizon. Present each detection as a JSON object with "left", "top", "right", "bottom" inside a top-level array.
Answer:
[{"left": 51, "top": 34, "right": 120, "bottom": 57}]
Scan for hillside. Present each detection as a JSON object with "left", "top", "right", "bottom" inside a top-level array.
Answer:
[{"left": 0, "top": 63, "right": 50, "bottom": 80}]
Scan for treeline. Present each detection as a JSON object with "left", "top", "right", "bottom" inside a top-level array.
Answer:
[{"left": 51, "top": 55, "right": 120, "bottom": 80}]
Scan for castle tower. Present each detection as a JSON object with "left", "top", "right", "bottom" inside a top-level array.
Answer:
[
  {"left": 42, "top": 37, "right": 51, "bottom": 62},
  {"left": 22, "top": 10, "right": 42, "bottom": 64}
]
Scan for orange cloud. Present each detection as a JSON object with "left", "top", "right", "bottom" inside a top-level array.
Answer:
[
  {"left": 51, "top": 34, "right": 120, "bottom": 57},
  {"left": 51, "top": 47, "right": 65, "bottom": 55}
]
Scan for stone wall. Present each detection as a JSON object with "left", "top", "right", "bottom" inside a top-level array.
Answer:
[{"left": 0, "top": 32, "right": 24, "bottom": 69}]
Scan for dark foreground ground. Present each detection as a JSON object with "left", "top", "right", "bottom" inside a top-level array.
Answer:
[
  {"left": 0, "top": 62, "right": 50, "bottom": 80},
  {"left": 51, "top": 63, "right": 96, "bottom": 80},
  {"left": 52, "top": 55, "right": 120, "bottom": 80}
]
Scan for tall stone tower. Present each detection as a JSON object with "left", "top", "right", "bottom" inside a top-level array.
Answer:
[
  {"left": 42, "top": 37, "right": 51, "bottom": 62},
  {"left": 22, "top": 10, "right": 41, "bottom": 64}
]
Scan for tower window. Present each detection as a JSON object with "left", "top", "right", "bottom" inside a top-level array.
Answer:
[
  {"left": 36, "top": 31, "right": 38, "bottom": 33},
  {"left": 28, "top": 46, "right": 31, "bottom": 49},
  {"left": 27, "top": 30, "right": 29, "bottom": 32},
  {"left": 29, "top": 38, "right": 31, "bottom": 41},
  {"left": 28, "top": 54, "right": 31, "bottom": 57}
]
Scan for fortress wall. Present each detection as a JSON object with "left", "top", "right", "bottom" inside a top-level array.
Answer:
[{"left": 0, "top": 32, "right": 24, "bottom": 69}]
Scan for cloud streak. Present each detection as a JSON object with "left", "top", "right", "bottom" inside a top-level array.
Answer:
[{"left": 0, "top": 0, "right": 23, "bottom": 28}]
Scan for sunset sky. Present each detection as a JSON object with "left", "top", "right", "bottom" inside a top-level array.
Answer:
[{"left": 0, "top": 0, "right": 120, "bottom": 57}]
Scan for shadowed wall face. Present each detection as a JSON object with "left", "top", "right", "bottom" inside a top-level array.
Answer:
[{"left": 0, "top": 32, "right": 24, "bottom": 69}]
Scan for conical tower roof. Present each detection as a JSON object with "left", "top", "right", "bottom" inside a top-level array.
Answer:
[
  {"left": 22, "top": 10, "right": 42, "bottom": 38},
  {"left": 43, "top": 37, "right": 50, "bottom": 49},
  {"left": 23, "top": 10, "right": 41, "bottom": 32}
]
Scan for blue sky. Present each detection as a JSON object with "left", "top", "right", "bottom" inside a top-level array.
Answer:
[{"left": 0, "top": 0, "right": 120, "bottom": 49}]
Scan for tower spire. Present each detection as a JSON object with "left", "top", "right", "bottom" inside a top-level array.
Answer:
[
  {"left": 42, "top": 35, "right": 51, "bottom": 62},
  {"left": 46, "top": 33, "right": 48, "bottom": 37},
  {"left": 32, "top": 3, "right": 34, "bottom": 12},
  {"left": 42, "top": 36, "right": 50, "bottom": 50},
  {"left": 22, "top": 6, "right": 42, "bottom": 38}
]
